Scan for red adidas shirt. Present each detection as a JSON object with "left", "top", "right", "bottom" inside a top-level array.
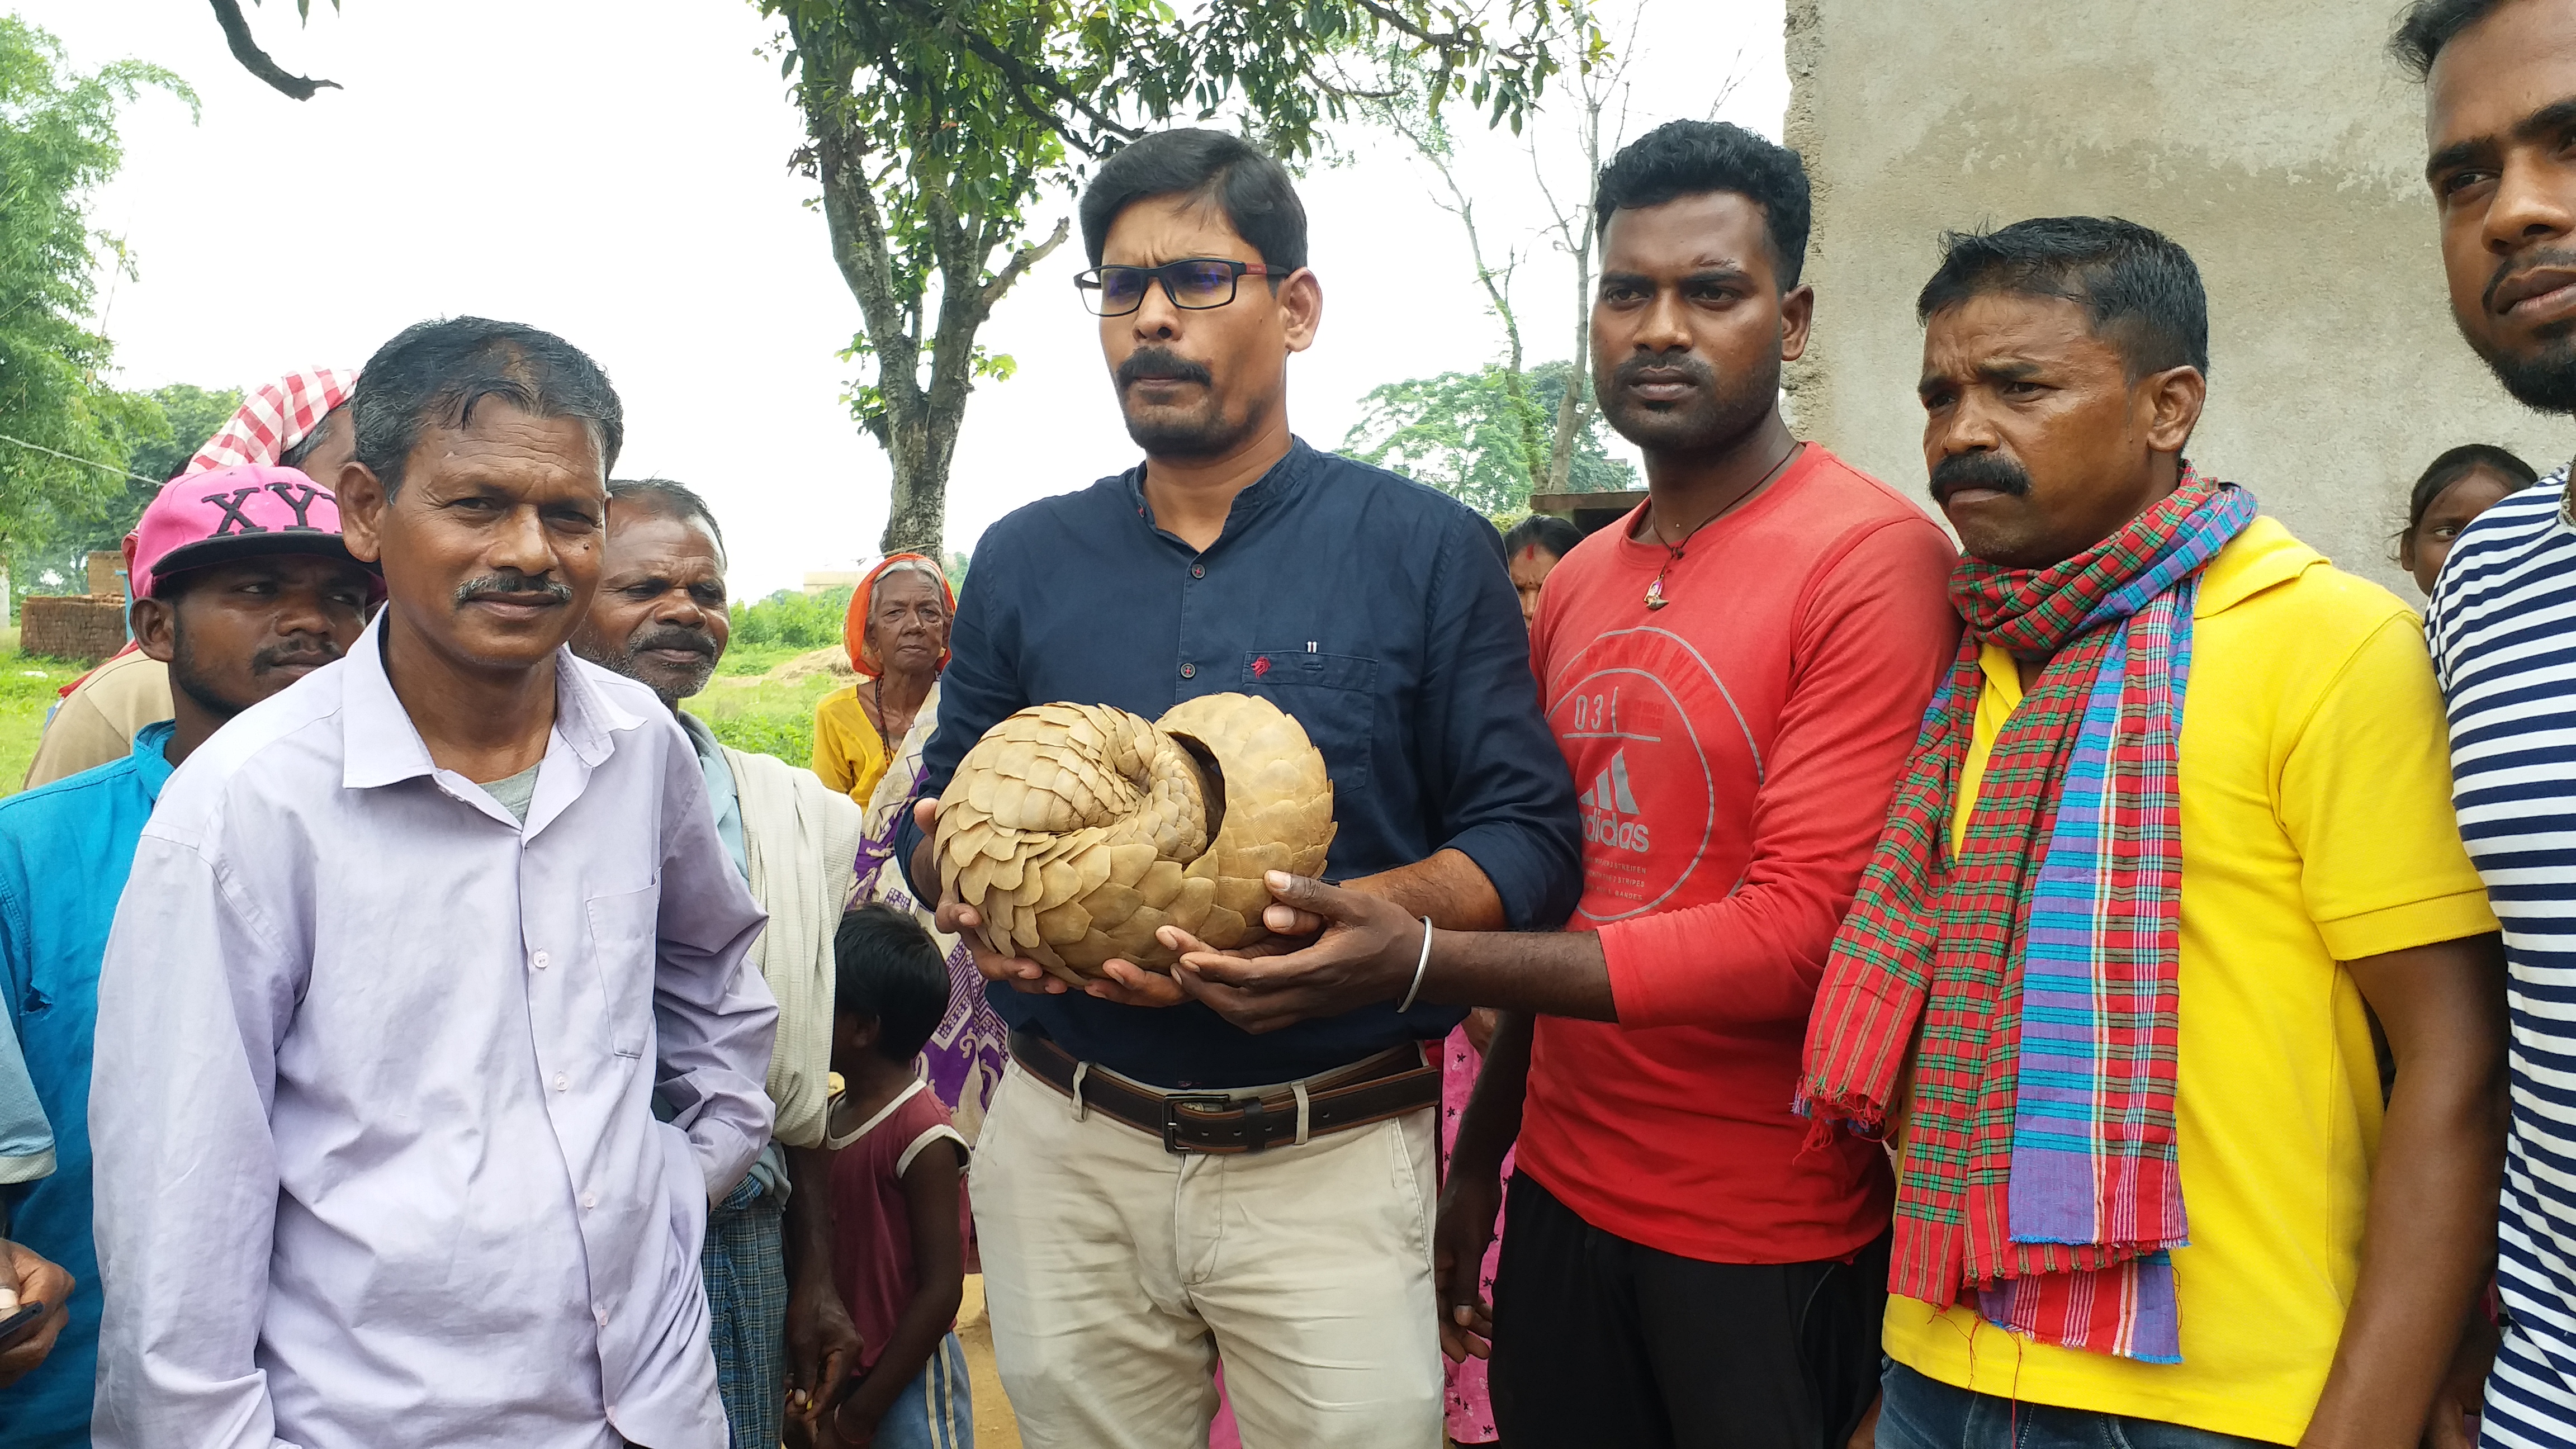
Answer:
[{"left": 1518, "top": 444, "right": 1957, "bottom": 1263}]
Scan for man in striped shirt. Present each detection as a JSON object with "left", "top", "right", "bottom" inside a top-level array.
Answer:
[{"left": 2408, "top": 2, "right": 2576, "bottom": 1445}]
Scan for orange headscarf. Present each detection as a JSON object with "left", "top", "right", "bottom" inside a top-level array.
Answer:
[{"left": 844, "top": 553, "right": 956, "bottom": 679}]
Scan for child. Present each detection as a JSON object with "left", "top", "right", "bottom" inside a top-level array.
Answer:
[{"left": 812, "top": 903, "right": 973, "bottom": 1449}]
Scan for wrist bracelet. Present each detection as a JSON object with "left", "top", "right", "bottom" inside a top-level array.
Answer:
[{"left": 1396, "top": 916, "right": 1434, "bottom": 1014}]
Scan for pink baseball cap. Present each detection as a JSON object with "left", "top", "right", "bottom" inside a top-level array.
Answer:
[{"left": 130, "top": 463, "right": 373, "bottom": 600}]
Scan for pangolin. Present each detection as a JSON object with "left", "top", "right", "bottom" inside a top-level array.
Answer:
[{"left": 932, "top": 693, "right": 1337, "bottom": 983}]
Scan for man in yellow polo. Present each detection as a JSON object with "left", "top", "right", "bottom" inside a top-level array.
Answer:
[{"left": 1802, "top": 217, "right": 2506, "bottom": 1448}]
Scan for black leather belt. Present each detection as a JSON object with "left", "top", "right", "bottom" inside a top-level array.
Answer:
[{"left": 1007, "top": 1028, "right": 1441, "bottom": 1155}]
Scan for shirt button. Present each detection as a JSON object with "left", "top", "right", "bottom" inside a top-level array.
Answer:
[
  {"left": 1190, "top": 563, "right": 1205, "bottom": 579},
  {"left": 582, "top": 1191, "right": 598, "bottom": 1210},
  {"left": 1180, "top": 662, "right": 1196, "bottom": 679},
  {"left": 553, "top": 1072, "right": 569, "bottom": 1092},
  {"left": 595, "top": 1306, "right": 609, "bottom": 1327},
  {"left": 531, "top": 950, "right": 550, "bottom": 970}
]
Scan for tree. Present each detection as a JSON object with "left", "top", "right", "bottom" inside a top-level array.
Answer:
[
  {"left": 15, "top": 385, "right": 242, "bottom": 599},
  {"left": 0, "top": 19, "right": 192, "bottom": 579},
  {"left": 1342, "top": 359, "right": 1633, "bottom": 519},
  {"left": 758, "top": 0, "right": 1588, "bottom": 557}
]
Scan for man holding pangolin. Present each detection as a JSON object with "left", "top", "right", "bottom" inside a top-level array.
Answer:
[{"left": 894, "top": 127, "right": 1581, "bottom": 1448}]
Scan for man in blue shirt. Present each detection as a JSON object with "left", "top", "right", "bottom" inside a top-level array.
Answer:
[
  {"left": 0, "top": 465, "right": 374, "bottom": 1447},
  {"left": 898, "top": 128, "right": 1581, "bottom": 1448}
]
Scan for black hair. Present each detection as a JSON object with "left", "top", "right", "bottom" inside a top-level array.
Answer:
[
  {"left": 1078, "top": 128, "right": 1308, "bottom": 273},
  {"left": 1916, "top": 216, "right": 2210, "bottom": 378},
  {"left": 278, "top": 402, "right": 347, "bottom": 472},
  {"left": 2392, "top": 0, "right": 2516, "bottom": 79},
  {"left": 2406, "top": 443, "right": 2539, "bottom": 534},
  {"left": 832, "top": 902, "right": 949, "bottom": 1063},
  {"left": 352, "top": 317, "right": 623, "bottom": 496},
  {"left": 1502, "top": 514, "right": 1583, "bottom": 561},
  {"left": 608, "top": 477, "right": 726, "bottom": 552},
  {"left": 1593, "top": 120, "right": 1812, "bottom": 289}
]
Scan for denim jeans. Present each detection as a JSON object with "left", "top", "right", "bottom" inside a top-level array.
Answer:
[{"left": 1877, "top": 1362, "right": 2284, "bottom": 1449}]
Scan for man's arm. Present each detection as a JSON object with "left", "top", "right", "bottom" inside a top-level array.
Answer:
[
  {"left": 654, "top": 742, "right": 779, "bottom": 1200},
  {"left": 897, "top": 529, "right": 1022, "bottom": 906},
  {"left": 88, "top": 835, "right": 295, "bottom": 1449},
  {"left": 2302, "top": 934, "right": 2506, "bottom": 1449},
  {"left": 0, "top": 1238, "right": 72, "bottom": 1389},
  {"left": 782, "top": 1145, "right": 861, "bottom": 1431},
  {"left": 1175, "top": 520, "right": 1957, "bottom": 1033}
]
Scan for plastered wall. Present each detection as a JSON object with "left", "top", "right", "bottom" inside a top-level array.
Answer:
[{"left": 1783, "top": 0, "right": 2568, "bottom": 594}]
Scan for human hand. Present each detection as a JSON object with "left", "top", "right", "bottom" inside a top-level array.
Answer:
[
  {"left": 0, "top": 1239, "right": 72, "bottom": 1390},
  {"left": 1845, "top": 1391, "right": 1882, "bottom": 1449},
  {"left": 1168, "top": 873, "right": 1426, "bottom": 1034},
  {"left": 1463, "top": 1007, "right": 1502, "bottom": 1058},
  {"left": 2424, "top": 1313, "right": 2499, "bottom": 1449},
  {"left": 1433, "top": 1164, "right": 1503, "bottom": 1362},
  {"left": 785, "top": 1278, "right": 863, "bottom": 1436},
  {"left": 918, "top": 798, "right": 1066, "bottom": 996}
]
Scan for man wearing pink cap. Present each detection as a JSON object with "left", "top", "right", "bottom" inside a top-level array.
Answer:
[
  {"left": 21, "top": 368, "right": 358, "bottom": 790},
  {"left": 0, "top": 464, "right": 373, "bottom": 1449}
]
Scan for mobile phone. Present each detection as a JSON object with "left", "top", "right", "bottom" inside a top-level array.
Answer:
[{"left": 0, "top": 1301, "right": 44, "bottom": 1349}]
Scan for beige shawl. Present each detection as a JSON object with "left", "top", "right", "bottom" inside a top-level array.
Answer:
[{"left": 723, "top": 746, "right": 865, "bottom": 1149}]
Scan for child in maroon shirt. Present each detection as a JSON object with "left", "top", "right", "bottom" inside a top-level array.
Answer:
[{"left": 806, "top": 905, "right": 973, "bottom": 1449}]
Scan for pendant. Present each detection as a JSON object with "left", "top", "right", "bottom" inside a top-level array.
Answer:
[{"left": 1645, "top": 576, "right": 1669, "bottom": 610}]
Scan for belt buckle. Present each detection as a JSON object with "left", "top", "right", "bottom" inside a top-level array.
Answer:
[{"left": 1161, "top": 1092, "right": 1237, "bottom": 1155}]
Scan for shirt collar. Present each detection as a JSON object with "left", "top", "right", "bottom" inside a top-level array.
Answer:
[
  {"left": 675, "top": 707, "right": 724, "bottom": 766},
  {"left": 131, "top": 718, "right": 178, "bottom": 795},
  {"left": 339, "top": 613, "right": 640, "bottom": 790},
  {"left": 2192, "top": 515, "right": 2318, "bottom": 618},
  {"left": 1123, "top": 435, "right": 1315, "bottom": 543}
]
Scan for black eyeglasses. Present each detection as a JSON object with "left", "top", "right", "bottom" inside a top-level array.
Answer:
[{"left": 1073, "top": 258, "right": 1282, "bottom": 316}]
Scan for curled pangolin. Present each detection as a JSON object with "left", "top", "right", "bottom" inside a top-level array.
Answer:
[{"left": 933, "top": 693, "right": 1337, "bottom": 983}]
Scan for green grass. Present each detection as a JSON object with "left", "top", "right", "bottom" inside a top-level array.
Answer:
[
  {"left": 682, "top": 657, "right": 846, "bottom": 769},
  {"left": 0, "top": 645, "right": 95, "bottom": 797},
  {"left": 0, "top": 633, "right": 846, "bottom": 793}
]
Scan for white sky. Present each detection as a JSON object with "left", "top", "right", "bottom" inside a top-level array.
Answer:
[{"left": 23, "top": 0, "right": 1786, "bottom": 599}]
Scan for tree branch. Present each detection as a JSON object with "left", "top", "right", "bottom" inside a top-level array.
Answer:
[
  {"left": 207, "top": 0, "right": 340, "bottom": 101},
  {"left": 980, "top": 216, "right": 1070, "bottom": 314}
]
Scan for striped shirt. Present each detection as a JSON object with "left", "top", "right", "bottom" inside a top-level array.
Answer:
[{"left": 2427, "top": 467, "right": 2576, "bottom": 1449}]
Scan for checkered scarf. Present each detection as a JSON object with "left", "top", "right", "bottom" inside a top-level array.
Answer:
[
  {"left": 184, "top": 368, "right": 356, "bottom": 476},
  {"left": 1799, "top": 468, "right": 2255, "bottom": 1362}
]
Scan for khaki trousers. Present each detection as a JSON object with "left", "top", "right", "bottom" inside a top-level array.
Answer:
[{"left": 970, "top": 1061, "right": 1444, "bottom": 1449}]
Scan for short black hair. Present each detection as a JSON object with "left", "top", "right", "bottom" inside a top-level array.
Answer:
[
  {"left": 2408, "top": 443, "right": 2539, "bottom": 533},
  {"left": 278, "top": 402, "right": 347, "bottom": 472},
  {"left": 1502, "top": 514, "right": 1583, "bottom": 561},
  {"left": 2392, "top": 0, "right": 2515, "bottom": 79},
  {"left": 608, "top": 477, "right": 726, "bottom": 552},
  {"left": 1916, "top": 216, "right": 2210, "bottom": 378},
  {"left": 833, "top": 903, "right": 949, "bottom": 1063},
  {"left": 1078, "top": 129, "right": 1308, "bottom": 273},
  {"left": 353, "top": 317, "right": 623, "bottom": 496},
  {"left": 1593, "top": 120, "right": 1812, "bottom": 290}
]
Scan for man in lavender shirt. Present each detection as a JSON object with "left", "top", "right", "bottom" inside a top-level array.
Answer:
[{"left": 86, "top": 316, "right": 779, "bottom": 1449}]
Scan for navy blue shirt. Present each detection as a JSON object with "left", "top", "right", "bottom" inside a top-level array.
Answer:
[{"left": 899, "top": 439, "right": 1581, "bottom": 1087}]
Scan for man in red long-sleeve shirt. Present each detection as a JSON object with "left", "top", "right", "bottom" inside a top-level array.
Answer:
[{"left": 1163, "top": 119, "right": 1957, "bottom": 1448}]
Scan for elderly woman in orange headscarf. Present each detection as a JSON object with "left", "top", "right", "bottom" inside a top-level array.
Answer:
[{"left": 811, "top": 554, "right": 953, "bottom": 806}]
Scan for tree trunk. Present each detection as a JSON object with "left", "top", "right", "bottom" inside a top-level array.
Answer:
[{"left": 1546, "top": 244, "right": 1592, "bottom": 494}]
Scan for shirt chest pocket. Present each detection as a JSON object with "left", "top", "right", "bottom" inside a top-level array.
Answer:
[
  {"left": 1243, "top": 649, "right": 1379, "bottom": 794},
  {"left": 585, "top": 885, "right": 659, "bottom": 1058}
]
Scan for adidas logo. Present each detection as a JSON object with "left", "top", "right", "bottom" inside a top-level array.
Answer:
[{"left": 1579, "top": 750, "right": 1650, "bottom": 853}]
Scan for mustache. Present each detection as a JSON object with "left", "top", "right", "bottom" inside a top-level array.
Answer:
[
  {"left": 1929, "top": 451, "right": 2033, "bottom": 502},
  {"left": 454, "top": 570, "right": 573, "bottom": 607},
  {"left": 632, "top": 624, "right": 717, "bottom": 659},
  {"left": 250, "top": 638, "right": 344, "bottom": 675},
  {"left": 2486, "top": 246, "right": 2576, "bottom": 315},
  {"left": 1612, "top": 351, "right": 1718, "bottom": 393},
  {"left": 1117, "top": 347, "right": 1213, "bottom": 390}
]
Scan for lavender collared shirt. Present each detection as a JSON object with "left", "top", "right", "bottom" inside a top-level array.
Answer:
[{"left": 87, "top": 617, "right": 776, "bottom": 1449}]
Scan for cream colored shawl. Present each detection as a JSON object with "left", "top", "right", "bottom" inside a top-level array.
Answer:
[{"left": 722, "top": 746, "right": 865, "bottom": 1149}]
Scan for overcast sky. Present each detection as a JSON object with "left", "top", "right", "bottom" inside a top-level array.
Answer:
[{"left": 23, "top": 0, "right": 1786, "bottom": 598}]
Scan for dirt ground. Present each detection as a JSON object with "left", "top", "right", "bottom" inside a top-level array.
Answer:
[{"left": 958, "top": 1276, "right": 1022, "bottom": 1448}]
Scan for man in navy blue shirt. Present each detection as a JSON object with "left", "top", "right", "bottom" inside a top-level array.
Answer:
[{"left": 898, "top": 127, "right": 1580, "bottom": 1447}]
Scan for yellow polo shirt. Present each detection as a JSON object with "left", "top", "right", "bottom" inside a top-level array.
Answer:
[{"left": 1889, "top": 517, "right": 2497, "bottom": 1443}]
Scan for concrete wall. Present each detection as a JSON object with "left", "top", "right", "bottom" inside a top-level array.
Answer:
[{"left": 1784, "top": 0, "right": 2567, "bottom": 595}]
